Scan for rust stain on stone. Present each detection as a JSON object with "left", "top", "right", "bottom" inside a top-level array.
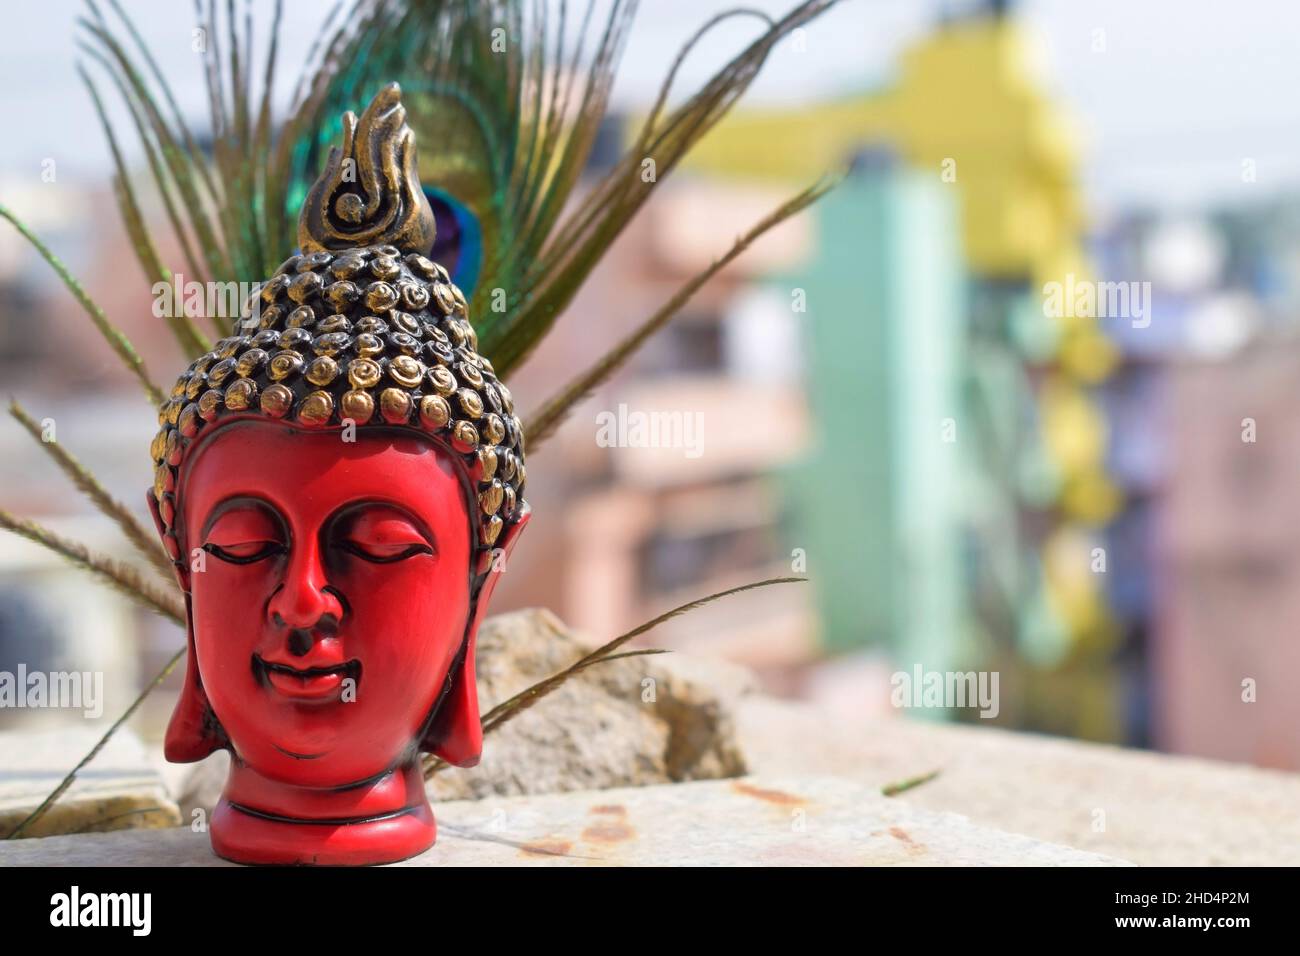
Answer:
[
  {"left": 731, "top": 781, "right": 804, "bottom": 806},
  {"left": 520, "top": 839, "right": 573, "bottom": 857},
  {"left": 886, "top": 826, "right": 927, "bottom": 855},
  {"left": 581, "top": 822, "right": 635, "bottom": 843},
  {"left": 580, "top": 803, "right": 634, "bottom": 842}
]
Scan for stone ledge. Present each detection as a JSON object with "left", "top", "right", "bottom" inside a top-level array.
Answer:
[
  {"left": 0, "top": 727, "right": 180, "bottom": 839},
  {"left": 9, "top": 613, "right": 1295, "bottom": 866},
  {"left": 0, "top": 775, "right": 1127, "bottom": 866},
  {"left": 736, "top": 701, "right": 1300, "bottom": 866}
]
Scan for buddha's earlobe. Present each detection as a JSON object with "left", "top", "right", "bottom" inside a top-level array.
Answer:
[
  {"left": 163, "top": 604, "right": 226, "bottom": 763},
  {"left": 422, "top": 507, "right": 531, "bottom": 766}
]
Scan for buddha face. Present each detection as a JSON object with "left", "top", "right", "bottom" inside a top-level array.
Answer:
[{"left": 177, "top": 419, "right": 474, "bottom": 788}]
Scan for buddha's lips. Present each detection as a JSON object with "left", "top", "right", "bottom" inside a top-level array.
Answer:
[{"left": 254, "top": 655, "right": 360, "bottom": 702}]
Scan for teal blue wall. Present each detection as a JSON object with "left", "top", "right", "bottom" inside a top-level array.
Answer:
[{"left": 782, "top": 168, "right": 968, "bottom": 685}]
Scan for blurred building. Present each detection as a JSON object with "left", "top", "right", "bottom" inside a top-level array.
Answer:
[
  {"left": 682, "top": 5, "right": 1127, "bottom": 737},
  {"left": 498, "top": 172, "right": 822, "bottom": 690},
  {"left": 1159, "top": 342, "right": 1300, "bottom": 769},
  {"left": 1098, "top": 201, "right": 1300, "bottom": 769}
]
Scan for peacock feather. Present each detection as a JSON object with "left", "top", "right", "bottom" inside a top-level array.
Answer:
[
  {"left": 76, "top": 0, "right": 839, "bottom": 379},
  {"left": 1, "top": 0, "right": 837, "bottom": 836}
]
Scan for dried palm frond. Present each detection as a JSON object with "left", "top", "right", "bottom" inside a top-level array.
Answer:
[
  {"left": 0, "top": 205, "right": 163, "bottom": 405},
  {"left": 0, "top": 510, "right": 183, "bottom": 622},
  {"left": 8, "top": 400, "right": 174, "bottom": 578}
]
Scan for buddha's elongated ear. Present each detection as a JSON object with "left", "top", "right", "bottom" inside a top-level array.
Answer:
[
  {"left": 148, "top": 491, "right": 224, "bottom": 762},
  {"left": 147, "top": 490, "right": 189, "bottom": 593},
  {"left": 421, "top": 506, "right": 531, "bottom": 766},
  {"left": 162, "top": 603, "right": 226, "bottom": 763}
]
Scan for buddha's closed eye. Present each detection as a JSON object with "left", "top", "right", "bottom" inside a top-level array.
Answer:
[
  {"left": 336, "top": 506, "right": 435, "bottom": 563},
  {"left": 203, "top": 503, "right": 287, "bottom": 564}
]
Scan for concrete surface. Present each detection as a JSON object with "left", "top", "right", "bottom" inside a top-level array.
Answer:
[
  {"left": 0, "top": 774, "right": 1127, "bottom": 866},
  {"left": 736, "top": 699, "right": 1300, "bottom": 866}
]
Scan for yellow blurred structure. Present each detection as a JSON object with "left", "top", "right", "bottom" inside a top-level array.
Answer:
[
  {"left": 681, "top": 12, "right": 1123, "bottom": 719},
  {"left": 688, "top": 17, "right": 1080, "bottom": 278}
]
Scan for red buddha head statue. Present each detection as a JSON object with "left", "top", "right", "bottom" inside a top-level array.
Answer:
[{"left": 147, "top": 85, "right": 529, "bottom": 865}]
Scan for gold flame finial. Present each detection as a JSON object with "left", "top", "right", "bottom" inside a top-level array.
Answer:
[{"left": 297, "top": 83, "right": 436, "bottom": 255}]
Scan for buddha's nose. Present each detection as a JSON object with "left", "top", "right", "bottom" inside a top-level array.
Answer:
[{"left": 267, "top": 539, "right": 344, "bottom": 640}]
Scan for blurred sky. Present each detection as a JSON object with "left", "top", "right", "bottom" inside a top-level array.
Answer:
[{"left": 1, "top": 0, "right": 1300, "bottom": 214}]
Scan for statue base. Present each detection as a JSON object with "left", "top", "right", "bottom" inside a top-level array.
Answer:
[
  {"left": 209, "top": 798, "right": 436, "bottom": 866},
  {"left": 208, "top": 761, "right": 438, "bottom": 866}
]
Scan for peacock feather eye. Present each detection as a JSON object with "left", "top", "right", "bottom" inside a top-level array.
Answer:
[{"left": 423, "top": 186, "right": 482, "bottom": 297}]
